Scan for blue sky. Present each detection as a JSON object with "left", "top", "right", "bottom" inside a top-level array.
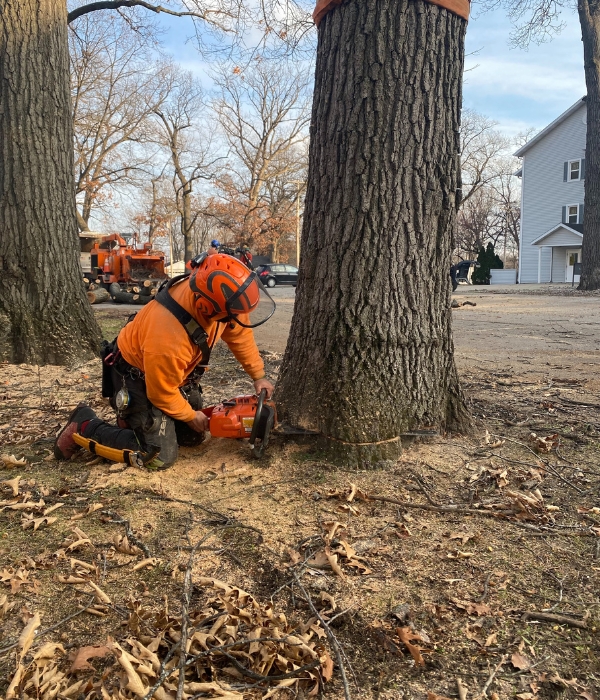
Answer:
[
  {"left": 157, "top": 3, "right": 586, "bottom": 138},
  {"left": 463, "top": 5, "right": 586, "bottom": 138}
]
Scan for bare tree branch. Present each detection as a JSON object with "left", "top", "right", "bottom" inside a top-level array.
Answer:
[{"left": 68, "top": 1, "right": 207, "bottom": 24}]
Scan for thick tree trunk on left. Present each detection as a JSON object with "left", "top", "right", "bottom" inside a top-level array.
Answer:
[
  {"left": 579, "top": 0, "right": 600, "bottom": 290},
  {"left": 0, "top": 0, "right": 102, "bottom": 364}
]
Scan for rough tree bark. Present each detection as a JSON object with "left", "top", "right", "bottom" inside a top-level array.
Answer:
[
  {"left": 275, "top": 0, "right": 470, "bottom": 464},
  {"left": 0, "top": 0, "right": 102, "bottom": 365},
  {"left": 579, "top": 0, "right": 600, "bottom": 290}
]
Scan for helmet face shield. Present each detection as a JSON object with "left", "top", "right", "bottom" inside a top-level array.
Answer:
[{"left": 225, "top": 273, "right": 276, "bottom": 328}]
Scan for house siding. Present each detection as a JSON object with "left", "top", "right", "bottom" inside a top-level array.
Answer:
[
  {"left": 519, "top": 102, "right": 586, "bottom": 283},
  {"left": 552, "top": 248, "right": 566, "bottom": 282}
]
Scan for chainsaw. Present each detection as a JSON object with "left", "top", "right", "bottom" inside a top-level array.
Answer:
[
  {"left": 71, "top": 389, "right": 277, "bottom": 467},
  {"left": 202, "top": 388, "right": 276, "bottom": 458}
]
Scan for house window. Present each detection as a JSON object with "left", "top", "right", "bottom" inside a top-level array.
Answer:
[
  {"left": 568, "top": 204, "right": 579, "bottom": 224},
  {"left": 569, "top": 160, "right": 581, "bottom": 180}
]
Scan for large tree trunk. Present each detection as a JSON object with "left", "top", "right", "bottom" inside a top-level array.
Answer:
[
  {"left": 0, "top": 0, "right": 102, "bottom": 364},
  {"left": 579, "top": 0, "right": 600, "bottom": 290},
  {"left": 275, "top": 0, "right": 470, "bottom": 465}
]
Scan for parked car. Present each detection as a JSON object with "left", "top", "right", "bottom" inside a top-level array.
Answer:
[
  {"left": 256, "top": 263, "right": 298, "bottom": 287},
  {"left": 450, "top": 260, "right": 479, "bottom": 291}
]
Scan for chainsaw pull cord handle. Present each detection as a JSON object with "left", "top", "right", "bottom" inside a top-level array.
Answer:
[{"left": 249, "top": 388, "right": 267, "bottom": 457}]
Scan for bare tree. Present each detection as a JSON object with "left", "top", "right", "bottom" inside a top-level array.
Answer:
[
  {"left": 211, "top": 60, "right": 311, "bottom": 251},
  {"left": 153, "top": 67, "right": 219, "bottom": 262},
  {"left": 456, "top": 187, "right": 499, "bottom": 258},
  {"left": 70, "top": 10, "right": 168, "bottom": 230},
  {"left": 491, "top": 157, "right": 522, "bottom": 265},
  {"left": 460, "top": 109, "right": 511, "bottom": 207}
]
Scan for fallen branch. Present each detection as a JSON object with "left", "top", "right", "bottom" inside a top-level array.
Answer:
[
  {"left": 368, "top": 495, "right": 596, "bottom": 535},
  {"left": 477, "top": 654, "right": 507, "bottom": 698},
  {"left": 556, "top": 396, "right": 600, "bottom": 409},
  {"left": 291, "top": 570, "right": 352, "bottom": 700},
  {"left": 521, "top": 611, "right": 587, "bottom": 629},
  {"left": 141, "top": 491, "right": 262, "bottom": 532},
  {"left": 368, "top": 494, "right": 509, "bottom": 518}
]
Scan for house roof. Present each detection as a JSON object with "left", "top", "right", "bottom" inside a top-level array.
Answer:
[
  {"left": 514, "top": 97, "right": 586, "bottom": 157},
  {"left": 531, "top": 223, "right": 583, "bottom": 246}
]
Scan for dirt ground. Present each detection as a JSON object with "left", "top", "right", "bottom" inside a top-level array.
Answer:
[{"left": 1, "top": 286, "right": 599, "bottom": 700}]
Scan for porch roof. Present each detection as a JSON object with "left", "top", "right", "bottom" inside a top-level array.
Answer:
[{"left": 531, "top": 223, "right": 583, "bottom": 247}]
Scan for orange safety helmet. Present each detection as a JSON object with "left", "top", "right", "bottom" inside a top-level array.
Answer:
[{"left": 188, "top": 253, "right": 274, "bottom": 328}]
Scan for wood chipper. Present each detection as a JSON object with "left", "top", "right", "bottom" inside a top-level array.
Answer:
[{"left": 88, "top": 234, "right": 168, "bottom": 289}]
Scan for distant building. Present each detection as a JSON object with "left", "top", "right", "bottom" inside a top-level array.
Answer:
[{"left": 515, "top": 97, "right": 586, "bottom": 284}]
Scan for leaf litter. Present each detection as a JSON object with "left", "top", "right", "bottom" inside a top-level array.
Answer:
[{"left": 1, "top": 344, "right": 600, "bottom": 699}]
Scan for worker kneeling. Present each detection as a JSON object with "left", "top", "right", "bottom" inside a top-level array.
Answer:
[{"left": 54, "top": 254, "right": 275, "bottom": 470}]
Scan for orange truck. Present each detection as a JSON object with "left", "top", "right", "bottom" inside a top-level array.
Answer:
[{"left": 81, "top": 233, "right": 168, "bottom": 290}]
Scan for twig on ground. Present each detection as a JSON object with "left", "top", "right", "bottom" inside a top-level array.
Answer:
[
  {"left": 506, "top": 655, "right": 551, "bottom": 676},
  {"left": 477, "top": 654, "right": 507, "bottom": 698},
  {"left": 291, "top": 570, "right": 352, "bottom": 700},
  {"left": 142, "top": 490, "right": 264, "bottom": 533},
  {"left": 521, "top": 611, "right": 587, "bottom": 628},
  {"left": 542, "top": 573, "right": 566, "bottom": 612},
  {"left": 476, "top": 573, "right": 492, "bottom": 603},
  {"left": 557, "top": 396, "right": 600, "bottom": 409},
  {"left": 101, "top": 510, "right": 152, "bottom": 558},
  {"left": 369, "top": 494, "right": 507, "bottom": 517},
  {"left": 177, "top": 535, "right": 201, "bottom": 700},
  {"left": 369, "top": 495, "right": 594, "bottom": 535},
  {"left": 543, "top": 462, "right": 587, "bottom": 494},
  {"left": 491, "top": 434, "right": 586, "bottom": 493},
  {"left": 412, "top": 475, "right": 441, "bottom": 506},
  {"left": 0, "top": 593, "right": 96, "bottom": 656},
  {"left": 143, "top": 640, "right": 181, "bottom": 700},
  {"left": 327, "top": 605, "right": 356, "bottom": 624}
]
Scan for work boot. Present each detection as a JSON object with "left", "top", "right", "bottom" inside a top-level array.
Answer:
[{"left": 54, "top": 403, "right": 98, "bottom": 460}]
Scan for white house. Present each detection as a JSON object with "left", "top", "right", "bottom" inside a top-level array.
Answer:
[{"left": 515, "top": 97, "right": 586, "bottom": 284}]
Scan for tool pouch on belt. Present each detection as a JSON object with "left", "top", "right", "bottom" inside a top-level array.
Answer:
[{"left": 100, "top": 339, "right": 117, "bottom": 398}]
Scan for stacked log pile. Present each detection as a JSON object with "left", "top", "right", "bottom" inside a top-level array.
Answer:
[{"left": 83, "top": 275, "right": 162, "bottom": 304}]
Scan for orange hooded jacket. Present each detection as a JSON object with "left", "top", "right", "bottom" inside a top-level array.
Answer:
[{"left": 116, "top": 278, "right": 265, "bottom": 423}]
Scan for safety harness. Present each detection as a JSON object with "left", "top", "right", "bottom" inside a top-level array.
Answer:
[{"left": 155, "top": 273, "right": 212, "bottom": 370}]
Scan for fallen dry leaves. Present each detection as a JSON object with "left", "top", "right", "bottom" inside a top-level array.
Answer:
[{"left": 4, "top": 577, "right": 334, "bottom": 699}]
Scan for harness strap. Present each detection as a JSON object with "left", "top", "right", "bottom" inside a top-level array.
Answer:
[{"left": 154, "top": 274, "right": 212, "bottom": 367}]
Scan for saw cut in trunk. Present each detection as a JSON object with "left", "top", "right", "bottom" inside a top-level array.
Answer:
[{"left": 275, "top": 0, "right": 471, "bottom": 465}]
